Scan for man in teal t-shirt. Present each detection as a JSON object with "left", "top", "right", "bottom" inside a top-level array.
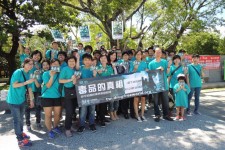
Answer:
[
  {"left": 187, "top": 54, "right": 203, "bottom": 115},
  {"left": 148, "top": 47, "right": 173, "bottom": 122}
]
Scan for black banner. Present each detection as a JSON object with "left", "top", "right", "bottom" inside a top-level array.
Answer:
[{"left": 75, "top": 70, "right": 165, "bottom": 107}]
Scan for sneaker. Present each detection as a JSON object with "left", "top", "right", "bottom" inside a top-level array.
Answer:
[
  {"left": 100, "top": 121, "right": 106, "bottom": 128},
  {"left": 124, "top": 114, "right": 129, "bottom": 119},
  {"left": 65, "top": 130, "right": 73, "bottom": 137},
  {"left": 70, "top": 127, "right": 76, "bottom": 132},
  {"left": 163, "top": 116, "right": 174, "bottom": 121},
  {"left": 154, "top": 116, "right": 160, "bottom": 122},
  {"left": 26, "top": 125, "right": 32, "bottom": 131},
  {"left": 52, "top": 126, "right": 62, "bottom": 134},
  {"left": 18, "top": 139, "right": 32, "bottom": 147},
  {"left": 104, "top": 119, "right": 111, "bottom": 124},
  {"left": 77, "top": 126, "right": 85, "bottom": 133},
  {"left": 48, "top": 130, "right": 55, "bottom": 139},
  {"left": 179, "top": 116, "right": 186, "bottom": 121},
  {"left": 141, "top": 116, "right": 147, "bottom": 121},
  {"left": 174, "top": 116, "right": 180, "bottom": 121},
  {"left": 137, "top": 117, "right": 142, "bottom": 122},
  {"left": 22, "top": 133, "right": 30, "bottom": 140},
  {"left": 89, "top": 124, "right": 97, "bottom": 132},
  {"left": 186, "top": 110, "right": 192, "bottom": 115},
  {"left": 194, "top": 111, "right": 201, "bottom": 115},
  {"left": 36, "top": 123, "right": 42, "bottom": 129}
]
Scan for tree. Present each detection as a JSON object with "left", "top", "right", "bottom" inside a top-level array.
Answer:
[
  {"left": 0, "top": 0, "right": 79, "bottom": 80},
  {"left": 59, "top": 0, "right": 147, "bottom": 48},
  {"left": 178, "top": 32, "right": 221, "bottom": 55}
]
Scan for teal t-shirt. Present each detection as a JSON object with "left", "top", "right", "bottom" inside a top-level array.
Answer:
[
  {"left": 41, "top": 71, "right": 61, "bottom": 98},
  {"left": 7, "top": 69, "right": 31, "bottom": 105},
  {"left": 130, "top": 61, "right": 147, "bottom": 72},
  {"left": 187, "top": 64, "right": 202, "bottom": 88},
  {"left": 46, "top": 49, "right": 58, "bottom": 59},
  {"left": 173, "top": 83, "right": 190, "bottom": 108},
  {"left": 117, "top": 59, "right": 133, "bottom": 73},
  {"left": 97, "top": 65, "right": 114, "bottom": 77},
  {"left": 20, "top": 54, "right": 29, "bottom": 64},
  {"left": 59, "top": 66, "right": 75, "bottom": 88},
  {"left": 80, "top": 66, "right": 93, "bottom": 79},
  {"left": 168, "top": 65, "right": 184, "bottom": 88},
  {"left": 148, "top": 59, "right": 169, "bottom": 90},
  {"left": 60, "top": 61, "right": 67, "bottom": 70}
]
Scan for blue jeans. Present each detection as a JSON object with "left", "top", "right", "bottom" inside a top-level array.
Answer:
[
  {"left": 187, "top": 87, "right": 201, "bottom": 112},
  {"left": 79, "top": 105, "right": 95, "bottom": 126},
  {"left": 8, "top": 102, "right": 25, "bottom": 141},
  {"left": 109, "top": 101, "right": 119, "bottom": 112}
]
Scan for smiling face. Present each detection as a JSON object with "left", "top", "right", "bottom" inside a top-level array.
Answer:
[
  {"left": 51, "top": 61, "right": 60, "bottom": 67},
  {"left": 24, "top": 60, "right": 34, "bottom": 71},
  {"left": 58, "top": 54, "right": 65, "bottom": 62},
  {"left": 42, "top": 62, "right": 50, "bottom": 71},
  {"left": 110, "top": 53, "right": 117, "bottom": 62},
  {"left": 52, "top": 43, "right": 58, "bottom": 50},
  {"left": 68, "top": 58, "right": 76, "bottom": 68},
  {"left": 32, "top": 53, "right": 41, "bottom": 62},
  {"left": 100, "top": 55, "right": 108, "bottom": 65},
  {"left": 154, "top": 48, "right": 162, "bottom": 59},
  {"left": 83, "top": 58, "right": 92, "bottom": 67},
  {"left": 135, "top": 51, "right": 142, "bottom": 61},
  {"left": 123, "top": 54, "right": 129, "bottom": 61}
]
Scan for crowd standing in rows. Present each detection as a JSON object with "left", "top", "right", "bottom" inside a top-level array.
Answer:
[{"left": 7, "top": 40, "right": 204, "bottom": 147}]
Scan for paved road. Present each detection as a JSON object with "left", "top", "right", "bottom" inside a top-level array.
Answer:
[{"left": 0, "top": 89, "right": 225, "bottom": 150}]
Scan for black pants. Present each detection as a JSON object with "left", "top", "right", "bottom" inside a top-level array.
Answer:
[
  {"left": 121, "top": 98, "right": 134, "bottom": 116},
  {"left": 96, "top": 102, "right": 108, "bottom": 122},
  {"left": 152, "top": 91, "right": 169, "bottom": 117},
  {"left": 25, "top": 92, "right": 41, "bottom": 126},
  {"left": 64, "top": 96, "right": 77, "bottom": 130}
]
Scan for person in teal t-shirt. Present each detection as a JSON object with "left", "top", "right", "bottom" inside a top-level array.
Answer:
[
  {"left": 148, "top": 47, "right": 173, "bottom": 122},
  {"left": 96, "top": 55, "right": 115, "bottom": 125},
  {"left": 131, "top": 50, "right": 148, "bottom": 123},
  {"left": 45, "top": 41, "right": 60, "bottom": 60},
  {"left": 18, "top": 41, "right": 31, "bottom": 65},
  {"left": 77, "top": 53, "right": 97, "bottom": 133},
  {"left": 7, "top": 58, "right": 35, "bottom": 147},
  {"left": 59, "top": 56, "right": 78, "bottom": 137},
  {"left": 168, "top": 55, "right": 185, "bottom": 99},
  {"left": 187, "top": 54, "right": 204, "bottom": 115},
  {"left": 41, "top": 59, "right": 62, "bottom": 139},
  {"left": 25, "top": 50, "right": 43, "bottom": 131},
  {"left": 173, "top": 74, "right": 190, "bottom": 121}
]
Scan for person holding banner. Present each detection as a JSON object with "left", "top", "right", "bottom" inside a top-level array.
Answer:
[
  {"left": 77, "top": 53, "right": 97, "bottom": 133},
  {"left": 108, "top": 51, "right": 120, "bottom": 120},
  {"left": 41, "top": 59, "right": 62, "bottom": 139},
  {"left": 148, "top": 48, "right": 173, "bottom": 122},
  {"left": 96, "top": 54, "right": 114, "bottom": 126},
  {"left": 131, "top": 50, "right": 148, "bottom": 122},
  {"left": 7, "top": 58, "right": 35, "bottom": 147},
  {"left": 186, "top": 54, "right": 204, "bottom": 115},
  {"left": 59, "top": 56, "right": 78, "bottom": 137},
  {"left": 118, "top": 51, "right": 135, "bottom": 119}
]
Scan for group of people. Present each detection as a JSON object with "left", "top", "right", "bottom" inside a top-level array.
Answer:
[{"left": 7, "top": 40, "right": 204, "bottom": 147}]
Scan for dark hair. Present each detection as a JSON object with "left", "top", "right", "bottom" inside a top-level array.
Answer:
[
  {"left": 51, "top": 41, "right": 58, "bottom": 45},
  {"left": 66, "top": 56, "right": 77, "bottom": 64},
  {"left": 71, "top": 49, "right": 78, "bottom": 54},
  {"left": 57, "top": 51, "right": 67, "bottom": 59},
  {"left": 41, "top": 59, "right": 50, "bottom": 68},
  {"left": 122, "top": 51, "right": 129, "bottom": 56},
  {"left": 108, "top": 51, "right": 117, "bottom": 63},
  {"left": 31, "top": 50, "right": 42, "bottom": 62},
  {"left": 82, "top": 53, "right": 92, "bottom": 60},
  {"left": 127, "top": 50, "right": 133, "bottom": 55},
  {"left": 78, "top": 43, "right": 83, "bottom": 46},
  {"left": 178, "top": 49, "right": 186, "bottom": 53},
  {"left": 192, "top": 54, "right": 200, "bottom": 58},
  {"left": 144, "top": 50, "right": 149, "bottom": 54},
  {"left": 93, "top": 50, "right": 101, "bottom": 55},
  {"left": 135, "top": 50, "right": 143, "bottom": 56},
  {"left": 50, "top": 58, "right": 60, "bottom": 64},
  {"left": 22, "top": 58, "right": 33, "bottom": 67},
  {"left": 84, "top": 45, "right": 93, "bottom": 53},
  {"left": 99, "top": 54, "right": 107, "bottom": 59},
  {"left": 169, "top": 51, "right": 176, "bottom": 54},
  {"left": 148, "top": 46, "right": 154, "bottom": 50},
  {"left": 172, "top": 55, "right": 181, "bottom": 61}
]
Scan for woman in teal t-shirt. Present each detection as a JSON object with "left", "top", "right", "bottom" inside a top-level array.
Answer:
[
  {"left": 59, "top": 56, "right": 78, "bottom": 137},
  {"left": 7, "top": 58, "right": 35, "bottom": 147},
  {"left": 131, "top": 50, "right": 148, "bottom": 122},
  {"left": 41, "top": 59, "right": 62, "bottom": 139},
  {"left": 96, "top": 54, "right": 114, "bottom": 126}
]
